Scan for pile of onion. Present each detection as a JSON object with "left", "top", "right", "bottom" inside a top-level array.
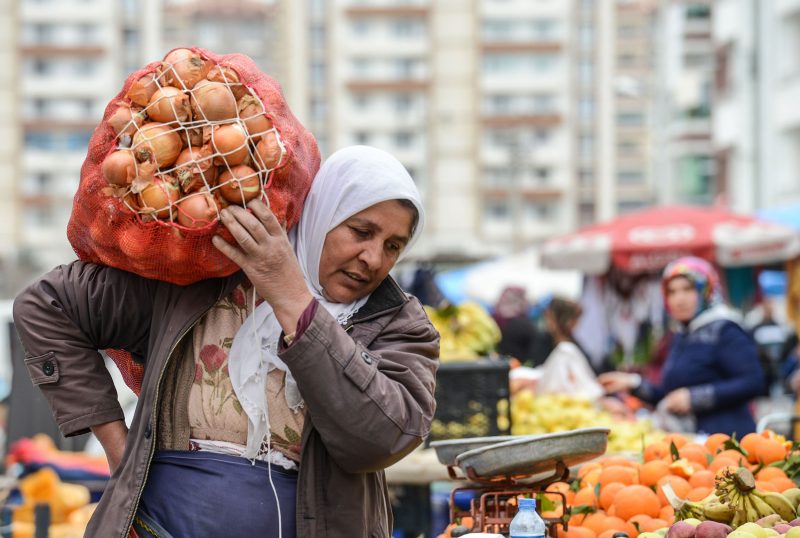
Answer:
[{"left": 103, "top": 48, "right": 285, "bottom": 229}]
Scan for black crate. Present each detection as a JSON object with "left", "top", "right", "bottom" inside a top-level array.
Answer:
[{"left": 428, "top": 359, "right": 511, "bottom": 443}]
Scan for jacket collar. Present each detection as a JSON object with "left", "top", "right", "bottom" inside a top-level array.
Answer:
[{"left": 351, "top": 276, "right": 408, "bottom": 324}]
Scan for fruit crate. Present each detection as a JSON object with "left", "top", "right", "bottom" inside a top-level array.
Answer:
[{"left": 428, "top": 359, "right": 511, "bottom": 444}]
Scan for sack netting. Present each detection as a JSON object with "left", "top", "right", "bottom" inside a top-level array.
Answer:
[{"left": 70, "top": 47, "right": 320, "bottom": 395}]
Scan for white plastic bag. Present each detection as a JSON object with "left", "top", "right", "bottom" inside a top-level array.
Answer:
[{"left": 536, "top": 342, "right": 604, "bottom": 401}]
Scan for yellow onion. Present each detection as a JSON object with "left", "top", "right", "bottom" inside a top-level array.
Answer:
[
  {"left": 175, "top": 145, "right": 217, "bottom": 193},
  {"left": 133, "top": 122, "right": 183, "bottom": 168},
  {"left": 180, "top": 126, "right": 211, "bottom": 149},
  {"left": 160, "top": 48, "right": 209, "bottom": 90},
  {"left": 237, "top": 95, "right": 273, "bottom": 142},
  {"left": 101, "top": 150, "right": 138, "bottom": 187},
  {"left": 147, "top": 86, "right": 191, "bottom": 123},
  {"left": 177, "top": 192, "right": 219, "bottom": 228},
  {"left": 207, "top": 64, "right": 248, "bottom": 100},
  {"left": 138, "top": 176, "right": 180, "bottom": 220},
  {"left": 211, "top": 123, "right": 250, "bottom": 166},
  {"left": 254, "top": 130, "right": 283, "bottom": 171},
  {"left": 191, "top": 80, "right": 237, "bottom": 121},
  {"left": 126, "top": 73, "right": 161, "bottom": 107},
  {"left": 107, "top": 102, "right": 145, "bottom": 137},
  {"left": 218, "top": 165, "right": 261, "bottom": 205}
]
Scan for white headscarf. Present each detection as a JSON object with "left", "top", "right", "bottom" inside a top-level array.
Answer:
[{"left": 229, "top": 146, "right": 425, "bottom": 459}]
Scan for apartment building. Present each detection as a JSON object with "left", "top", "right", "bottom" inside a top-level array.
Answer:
[
  {"left": 652, "top": 1, "right": 716, "bottom": 205},
  {"left": 713, "top": 0, "right": 800, "bottom": 212}
]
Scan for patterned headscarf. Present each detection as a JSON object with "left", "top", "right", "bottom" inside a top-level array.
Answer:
[{"left": 661, "top": 256, "right": 722, "bottom": 317}]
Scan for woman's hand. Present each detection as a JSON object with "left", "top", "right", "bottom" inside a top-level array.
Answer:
[
  {"left": 91, "top": 420, "right": 128, "bottom": 473},
  {"left": 663, "top": 388, "right": 692, "bottom": 415},
  {"left": 597, "top": 372, "right": 640, "bottom": 393},
  {"left": 212, "top": 199, "right": 313, "bottom": 333}
]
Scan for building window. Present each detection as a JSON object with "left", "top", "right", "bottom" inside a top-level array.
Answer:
[
  {"left": 618, "top": 140, "right": 639, "bottom": 156},
  {"left": 353, "top": 94, "right": 370, "bottom": 109},
  {"left": 311, "top": 98, "right": 327, "bottom": 121},
  {"left": 617, "top": 170, "right": 645, "bottom": 184},
  {"left": 533, "top": 94, "right": 555, "bottom": 113},
  {"left": 485, "top": 200, "right": 511, "bottom": 221},
  {"left": 354, "top": 131, "right": 371, "bottom": 145},
  {"left": 524, "top": 201, "right": 554, "bottom": 222},
  {"left": 310, "top": 24, "right": 326, "bottom": 49},
  {"left": 352, "top": 19, "right": 371, "bottom": 36},
  {"left": 485, "top": 167, "right": 512, "bottom": 186},
  {"left": 394, "top": 93, "right": 413, "bottom": 112},
  {"left": 580, "top": 136, "right": 594, "bottom": 159},
  {"left": 394, "top": 131, "right": 414, "bottom": 148},
  {"left": 533, "top": 167, "right": 550, "bottom": 183},
  {"left": 394, "top": 58, "right": 417, "bottom": 79},
  {"left": 393, "top": 19, "right": 424, "bottom": 38},
  {"left": 532, "top": 19, "right": 556, "bottom": 39},
  {"left": 579, "top": 169, "right": 594, "bottom": 185},
  {"left": 533, "top": 129, "right": 550, "bottom": 144},
  {"left": 310, "top": 62, "right": 326, "bottom": 83},
  {"left": 617, "top": 111, "right": 645, "bottom": 126}
]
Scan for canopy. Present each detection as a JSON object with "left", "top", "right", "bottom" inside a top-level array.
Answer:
[{"left": 541, "top": 205, "right": 800, "bottom": 274}]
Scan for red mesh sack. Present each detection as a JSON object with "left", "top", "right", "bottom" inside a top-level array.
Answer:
[
  {"left": 70, "top": 48, "right": 320, "bottom": 395},
  {"left": 67, "top": 47, "right": 320, "bottom": 285}
]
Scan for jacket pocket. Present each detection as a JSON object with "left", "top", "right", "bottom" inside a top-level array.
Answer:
[{"left": 25, "top": 352, "right": 59, "bottom": 385}]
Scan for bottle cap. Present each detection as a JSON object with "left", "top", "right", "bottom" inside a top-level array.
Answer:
[{"left": 518, "top": 497, "right": 536, "bottom": 510}]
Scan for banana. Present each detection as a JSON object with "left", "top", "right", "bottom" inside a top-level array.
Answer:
[
  {"left": 782, "top": 488, "right": 800, "bottom": 510},
  {"left": 756, "top": 491, "right": 796, "bottom": 522},
  {"left": 731, "top": 507, "right": 746, "bottom": 528},
  {"left": 703, "top": 500, "right": 737, "bottom": 523},
  {"left": 746, "top": 494, "right": 775, "bottom": 521}
]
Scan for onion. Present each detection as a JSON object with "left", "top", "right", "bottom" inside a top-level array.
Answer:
[
  {"left": 177, "top": 192, "right": 219, "bottom": 228},
  {"left": 191, "top": 80, "right": 237, "bottom": 121},
  {"left": 133, "top": 122, "right": 183, "bottom": 168},
  {"left": 146, "top": 86, "right": 191, "bottom": 123},
  {"left": 238, "top": 95, "right": 273, "bottom": 141},
  {"left": 254, "top": 131, "right": 283, "bottom": 171},
  {"left": 175, "top": 145, "right": 217, "bottom": 193},
  {"left": 180, "top": 126, "right": 211, "bottom": 149},
  {"left": 211, "top": 123, "right": 250, "bottom": 166},
  {"left": 123, "top": 192, "right": 142, "bottom": 212},
  {"left": 213, "top": 189, "right": 231, "bottom": 210},
  {"left": 126, "top": 73, "right": 161, "bottom": 107},
  {"left": 108, "top": 103, "right": 145, "bottom": 137},
  {"left": 207, "top": 64, "right": 248, "bottom": 100},
  {"left": 160, "top": 48, "right": 209, "bottom": 90},
  {"left": 138, "top": 176, "right": 180, "bottom": 220},
  {"left": 218, "top": 165, "right": 261, "bottom": 204},
  {"left": 102, "top": 150, "right": 138, "bottom": 186}
]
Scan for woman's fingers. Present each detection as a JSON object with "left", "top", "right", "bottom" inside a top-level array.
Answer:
[
  {"left": 247, "top": 199, "right": 284, "bottom": 236},
  {"left": 211, "top": 235, "right": 247, "bottom": 266},
  {"left": 220, "top": 206, "right": 270, "bottom": 251}
]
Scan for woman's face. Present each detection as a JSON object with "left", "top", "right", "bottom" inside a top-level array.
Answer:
[
  {"left": 319, "top": 200, "right": 414, "bottom": 303},
  {"left": 665, "top": 276, "right": 700, "bottom": 322}
]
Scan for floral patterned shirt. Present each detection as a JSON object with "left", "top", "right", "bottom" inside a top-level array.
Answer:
[{"left": 186, "top": 281, "right": 305, "bottom": 462}]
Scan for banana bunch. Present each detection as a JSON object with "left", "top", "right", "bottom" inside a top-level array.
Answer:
[
  {"left": 714, "top": 467, "right": 800, "bottom": 528},
  {"left": 665, "top": 486, "right": 736, "bottom": 524},
  {"left": 424, "top": 302, "right": 501, "bottom": 361}
]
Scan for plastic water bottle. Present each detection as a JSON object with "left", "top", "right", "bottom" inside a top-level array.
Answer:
[{"left": 509, "top": 497, "right": 546, "bottom": 538}]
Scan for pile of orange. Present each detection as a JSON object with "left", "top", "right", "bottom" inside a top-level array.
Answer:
[{"left": 551, "top": 431, "right": 795, "bottom": 538}]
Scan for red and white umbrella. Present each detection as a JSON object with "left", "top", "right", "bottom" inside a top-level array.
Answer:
[{"left": 541, "top": 205, "right": 800, "bottom": 274}]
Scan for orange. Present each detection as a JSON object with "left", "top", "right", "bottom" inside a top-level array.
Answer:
[
  {"left": 599, "top": 466, "right": 637, "bottom": 487},
  {"left": 663, "top": 433, "right": 689, "bottom": 449},
  {"left": 656, "top": 476, "right": 691, "bottom": 506},
  {"left": 574, "top": 486, "right": 599, "bottom": 508},
  {"left": 579, "top": 462, "right": 603, "bottom": 478},
  {"left": 668, "top": 459, "right": 695, "bottom": 479},
  {"left": 770, "top": 477, "right": 797, "bottom": 493},
  {"left": 642, "top": 518, "right": 670, "bottom": 532},
  {"left": 599, "top": 482, "right": 626, "bottom": 511},
  {"left": 613, "top": 485, "right": 662, "bottom": 520},
  {"left": 755, "top": 480, "right": 779, "bottom": 492},
  {"left": 644, "top": 442, "right": 671, "bottom": 462},
  {"left": 659, "top": 504, "right": 675, "bottom": 522},
  {"left": 548, "top": 482, "right": 575, "bottom": 505},
  {"left": 716, "top": 449, "right": 749, "bottom": 465},
  {"left": 562, "top": 526, "right": 597, "bottom": 538},
  {"left": 602, "top": 456, "right": 638, "bottom": 468},
  {"left": 704, "top": 433, "right": 730, "bottom": 454},
  {"left": 597, "top": 530, "right": 618, "bottom": 538},
  {"left": 628, "top": 514, "right": 653, "bottom": 527},
  {"left": 581, "top": 468, "right": 603, "bottom": 488},
  {"left": 686, "top": 486, "right": 713, "bottom": 502},
  {"left": 708, "top": 457, "right": 737, "bottom": 474},
  {"left": 680, "top": 443, "right": 711, "bottom": 467},
  {"left": 688, "top": 469, "right": 715, "bottom": 489},
  {"left": 756, "top": 467, "right": 789, "bottom": 482},
  {"left": 755, "top": 438, "right": 788, "bottom": 465},
  {"left": 582, "top": 511, "right": 609, "bottom": 536},
  {"left": 740, "top": 433, "right": 763, "bottom": 464},
  {"left": 543, "top": 507, "right": 564, "bottom": 519},
  {"left": 639, "top": 460, "right": 671, "bottom": 487},
  {"left": 607, "top": 505, "right": 617, "bottom": 517},
  {"left": 595, "top": 516, "right": 638, "bottom": 538}
]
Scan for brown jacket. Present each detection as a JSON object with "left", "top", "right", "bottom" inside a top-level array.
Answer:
[{"left": 12, "top": 261, "right": 439, "bottom": 537}]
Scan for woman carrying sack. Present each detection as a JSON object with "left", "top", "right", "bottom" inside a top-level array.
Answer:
[
  {"left": 599, "top": 256, "right": 763, "bottom": 436},
  {"left": 13, "top": 146, "right": 440, "bottom": 538}
]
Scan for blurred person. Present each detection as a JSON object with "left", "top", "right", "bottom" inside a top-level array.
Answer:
[
  {"left": 494, "top": 286, "right": 552, "bottom": 367},
  {"left": 12, "top": 147, "right": 439, "bottom": 538},
  {"left": 536, "top": 297, "right": 604, "bottom": 400},
  {"left": 599, "top": 256, "right": 764, "bottom": 436}
]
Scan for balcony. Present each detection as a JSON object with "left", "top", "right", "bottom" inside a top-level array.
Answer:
[
  {"left": 346, "top": 79, "right": 429, "bottom": 92},
  {"left": 344, "top": 3, "right": 429, "bottom": 17},
  {"left": 20, "top": 45, "right": 105, "bottom": 57},
  {"left": 480, "top": 113, "right": 562, "bottom": 129},
  {"left": 480, "top": 41, "right": 563, "bottom": 54}
]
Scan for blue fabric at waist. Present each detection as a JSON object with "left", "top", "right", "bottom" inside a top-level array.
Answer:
[{"left": 136, "top": 450, "right": 297, "bottom": 538}]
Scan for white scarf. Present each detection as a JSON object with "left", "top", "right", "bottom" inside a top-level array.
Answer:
[{"left": 228, "top": 146, "right": 426, "bottom": 459}]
